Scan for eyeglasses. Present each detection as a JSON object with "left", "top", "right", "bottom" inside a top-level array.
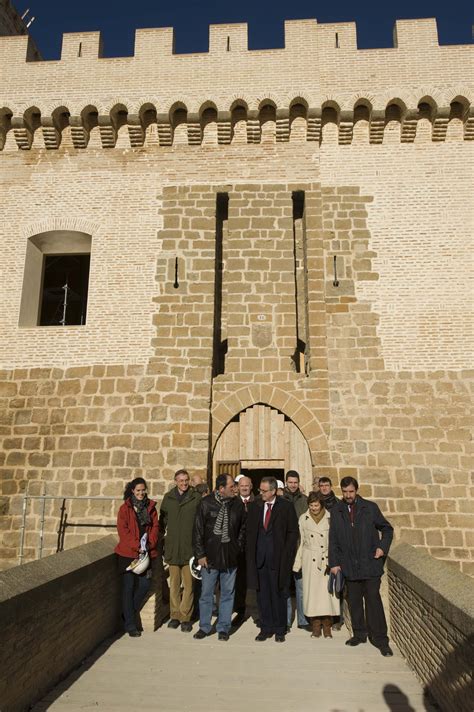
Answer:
[{"left": 259, "top": 488, "right": 272, "bottom": 493}]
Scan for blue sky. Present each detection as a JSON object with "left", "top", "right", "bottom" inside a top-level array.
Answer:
[{"left": 22, "top": 0, "right": 473, "bottom": 59}]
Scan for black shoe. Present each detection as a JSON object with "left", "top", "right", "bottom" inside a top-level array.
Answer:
[
  {"left": 275, "top": 634, "right": 286, "bottom": 643},
  {"left": 255, "top": 632, "right": 272, "bottom": 642},
  {"left": 233, "top": 612, "right": 246, "bottom": 626},
  {"left": 193, "top": 629, "right": 209, "bottom": 640},
  {"left": 297, "top": 624, "right": 311, "bottom": 632},
  {"left": 181, "top": 622, "right": 192, "bottom": 633},
  {"left": 167, "top": 619, "right": 180, "bottom": 629},
  {"left": 128, "top": 629, "right": 141, "bottom": 637},
  {"left": 332, "top": 622, "right": 342, "bottom": 631},
  {"left": 345, "top": 637, "right": 367, "bottom": 646},
  {"left": 380, "top": 645, "right": 394, "bottom": 657},
  {"left": 218, "top": 632, "right": 229, "bottom": 641}
]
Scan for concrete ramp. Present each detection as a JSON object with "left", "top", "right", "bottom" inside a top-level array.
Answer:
[{"left": 33, "top": 618, "right": 436, "bottom": 712}]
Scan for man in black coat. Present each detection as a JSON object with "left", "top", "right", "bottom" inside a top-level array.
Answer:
[
  {"left": 328, "top": 476, "right": 394, "bottom": 656},
  {"left": 318, "top": 476, "right": 340, "bottom": 511},
  {"left": 246, "top": 475, "right": 299, "bottom": 643},
  {"left": 192, "top": 473, "right": 246, "bottom": 641},
  {"left": 233, "top": 476, "right": 255, "bottom": 620}
]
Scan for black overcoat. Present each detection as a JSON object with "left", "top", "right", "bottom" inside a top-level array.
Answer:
[
  {"left": 246, "top": 497, "right": 298, "bottom": 591},
  {"left": 328, "top": 496, "right": 393, "bottom": 580}
]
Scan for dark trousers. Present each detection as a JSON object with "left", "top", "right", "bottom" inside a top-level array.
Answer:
[
  {"left": 234, "top": 552, "right": 247, "bottom": 613},
  {"left": 257, "top": 565, "right": 287, "bottom": 636},
  {"left": 122, "top": 571, "right": 151, "bottom": 632},
  {"left": 346, "top": 577, "right": 389, "bottom": 647}
]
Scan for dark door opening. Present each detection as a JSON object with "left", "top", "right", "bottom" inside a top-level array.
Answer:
[{"left": 240, "top": 468, "right": 284, "bottom": 496}]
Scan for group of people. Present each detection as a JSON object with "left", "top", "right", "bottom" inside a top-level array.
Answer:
[{"left": 115, "top": 468, "right": 394, "bottom": 656}]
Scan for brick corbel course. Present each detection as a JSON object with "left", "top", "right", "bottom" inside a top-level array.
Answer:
[{"left": 387, "top": 543, "right": 474, "bottom": 712}]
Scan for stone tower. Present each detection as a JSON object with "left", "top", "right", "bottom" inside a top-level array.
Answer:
[{"left": 0, "top": 18, "right": 472, "bottom": 574}]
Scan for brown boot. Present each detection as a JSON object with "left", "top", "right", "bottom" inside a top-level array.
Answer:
[
  {"left": 311, "top": 617, "right": 322, "bottom": 638},
  {"left": 322, "top": 617, "right": 333, "bottom": 638}
]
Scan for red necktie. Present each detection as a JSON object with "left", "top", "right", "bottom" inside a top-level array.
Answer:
[{"left": 264, "top": 503, "right": 273, "bottom": 530}]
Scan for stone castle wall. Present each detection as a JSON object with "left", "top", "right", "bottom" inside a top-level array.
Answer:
[{"left": 0, "top": 19, "right": 472, "bottom": 572}]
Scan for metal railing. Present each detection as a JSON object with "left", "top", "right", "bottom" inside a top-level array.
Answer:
[{"left": 19, "top": 490, "right": 123, "bottom": 565}]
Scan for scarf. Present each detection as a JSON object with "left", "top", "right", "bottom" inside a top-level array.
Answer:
[
  {"left": 321, "top": 490, "right": 338, "bottom": 510},
  {"left": 310, "top": 509, "right": 325, "bottom": 526},
  {"left": 213, "top": 491, "right": 232, "bottom": 544},
  {"left": 131, "top": 495, "right": 151, "bottom": 527}
]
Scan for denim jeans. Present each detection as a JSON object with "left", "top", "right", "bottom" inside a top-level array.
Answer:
[
  {"left": 199, "top": 566, "right": 237, "bottom": 634},
  {"left": 287, "top": 572, "right": 308, "bottom": 627},
  {"left": 122, "top": 571, "right": 151, "bottom": 632}
]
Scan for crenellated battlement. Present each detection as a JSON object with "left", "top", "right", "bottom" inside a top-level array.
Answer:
[{"left": 0, "top": 17, "right": 453, "bottom": 64}]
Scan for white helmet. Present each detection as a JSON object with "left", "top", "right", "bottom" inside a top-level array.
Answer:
[
  {"left": 277, "top": 480, "right": 284, "bottom": 490},
  {"left": 126, "top": 552, "right": 150, "bottom": 575},
  {"left": 189, "top": 556, "right": 202, "bottom": 580}
]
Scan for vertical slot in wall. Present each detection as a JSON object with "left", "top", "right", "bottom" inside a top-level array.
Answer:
[
  {"left": 291, "top": 191, "right": 308, "bottom": 375},
  {"left": 212, "top": 192, "right": 228, "bottom": 377}
]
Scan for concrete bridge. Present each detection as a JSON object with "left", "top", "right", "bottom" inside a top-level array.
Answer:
[{"left": 0, "top": 537, "right": 472, "bottom": 712}]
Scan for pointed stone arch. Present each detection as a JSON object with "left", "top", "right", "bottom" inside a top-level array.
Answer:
[{"left": 211, "top": 385, "right": 330, "bottom": 472}]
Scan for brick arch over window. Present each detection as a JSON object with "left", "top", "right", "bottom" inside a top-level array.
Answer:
[{"left": 211, "top": 385, "right": 329, "bottom": 468}]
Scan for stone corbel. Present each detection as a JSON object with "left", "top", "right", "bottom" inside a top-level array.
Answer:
[
  {"left": 246, "top": 109, "right": 261, "bottom": 144},
  {"left": 41, "top": 116, "right": 61, "bottom": 150},
  {"left": 127, "top": 114, "right": 145, "bottom": 148},
  {"left": 432, "top": 107, "right": 450, "bottom": 142},
  {"left": 187, "top": 112, "right": 202, "bottom": 145},
  {"left": 98, "top": 114, "right": 117, "bottom": 148},
  {"left": 369, "top": 110, "right": 385, "bottom": 144},
  {"left": 306, "top": 108, "right": 321, "bottom": 142},
  {"left": 464, "top": 106, "right": 474, "bottom": 141},
  {"left": 338, "top": 110, "right": 354, "bottom": 145},
  {"left": 401, "top": 109, "right": 418, "bottom": 143},
  {"left": 156, "top": 113, "right": 172, "bottom": 146},
  {"left": 69, "top": 115, "right": 89, "bottom": 149},
  {"left": 11, "top": 115, "right": 35, "bottom": 150},
  {"left": 0, "top": 112, "right": 12, "bottom": 150},
  {"left": 276, "top": 108, "right": 290, "bottom": 142},
  {"left": 217, "top": 111, "right": 232, "bottom": 145}
]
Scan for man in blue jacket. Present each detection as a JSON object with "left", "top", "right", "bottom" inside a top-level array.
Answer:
[{"left": 328, "top": 476, "right": 394, "bottom": 657}]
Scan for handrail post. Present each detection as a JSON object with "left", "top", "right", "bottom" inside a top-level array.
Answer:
[
  {"left": 38, "top": 485, "right": 47, "bottom": 559},
  {"left": 18, "top": 482, "right": 29, "bottom": 566}
]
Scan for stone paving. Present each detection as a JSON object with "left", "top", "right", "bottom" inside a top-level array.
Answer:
[{"left": 34, "top": 614, "right": 437, "bottom": 712}]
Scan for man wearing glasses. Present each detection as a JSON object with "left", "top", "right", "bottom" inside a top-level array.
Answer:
[{"left": 246, "top": 476, "right": 299, "bottom": 643}]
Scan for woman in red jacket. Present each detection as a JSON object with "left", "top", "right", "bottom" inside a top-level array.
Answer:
[{"left": 115, "top": 477, "right": 159, "bottom": 637}]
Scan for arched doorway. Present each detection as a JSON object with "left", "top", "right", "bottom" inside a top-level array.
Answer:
[{"left": 213, "top": 404, "right": 313, "bottom": 492}]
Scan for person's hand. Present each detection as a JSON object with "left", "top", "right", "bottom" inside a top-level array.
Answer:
[
  {"left": 294, "top": 569, "right": 302, "bottom": 579},
  {"left": 374, "top": 548, "right": 385, "bottom": 559},
  {"left": 198, "top": 557, "right": 208, "bottom": 568},
  {"left": 330, "top": 566, "right": 341, "bottom": 575}
]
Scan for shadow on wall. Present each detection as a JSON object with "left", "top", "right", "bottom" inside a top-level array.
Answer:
[{"left": 424, "top": 635, "right": 474, "bottom": 712}]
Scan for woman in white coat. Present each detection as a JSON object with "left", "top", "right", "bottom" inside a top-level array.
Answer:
[{"left": 293, "top": 490, "right": 339, "bottom": 638}]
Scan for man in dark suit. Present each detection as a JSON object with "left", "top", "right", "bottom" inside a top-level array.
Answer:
[
  {"left": 246, "top": 476, "right": 299, "bottom": 643},
  {"left": 233, "top": 476, "right": 255, "bottom": 621},
  {"left": 328, "top": 476, "right": 394, "bottom": 657}
]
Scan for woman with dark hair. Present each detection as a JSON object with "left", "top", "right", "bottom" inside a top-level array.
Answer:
[
  {"left": 293, "top": 490, "right": 339, "bottom": 639},
  {"left": 115, "top": 477, "right": 159, "bottom": 637}
]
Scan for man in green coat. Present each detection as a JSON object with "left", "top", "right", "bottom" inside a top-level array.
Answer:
[{"left": 159, "top": 469, "right": 201, "bottom": 632}]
